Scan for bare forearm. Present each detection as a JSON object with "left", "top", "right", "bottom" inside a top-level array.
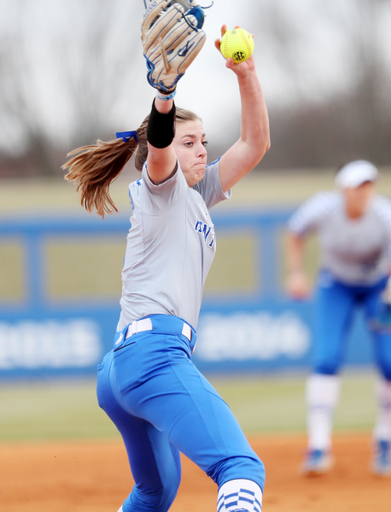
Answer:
[
  {"left": 237, "top": 69, "right": 270, "bottom": 156},
  {"left": 218, "top": 59, "right": 271, "bottom": 191},
  {"left": 287, "top": 233, "right": 306, "bottom": 274},
  {"left": 155, "top": 96, "right": 174, "bottom": 114},
  {"left": 286, "top": 232, "right": 311, "bottom": 299}
]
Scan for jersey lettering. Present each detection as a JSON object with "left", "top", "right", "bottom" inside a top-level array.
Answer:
[{"left": 195, "top": 220, "right": 215, "bottom": 248}]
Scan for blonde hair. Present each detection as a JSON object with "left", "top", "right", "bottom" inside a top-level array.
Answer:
[{"left": 63, "top": 108, "right": 200, "bottom": 218}]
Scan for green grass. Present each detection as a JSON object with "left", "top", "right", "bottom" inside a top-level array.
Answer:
[
  {"left": 0, "top": 372, "right": 377, "bottom": 443},
  {"left": 214, "top": 372, "right": 377, "bottom": 434},
  {"left": 0, "top": 378, "right": 116, "bottom": 442},
  {"left": 1, "top": 168, "right": 391, "bottom": 215}
]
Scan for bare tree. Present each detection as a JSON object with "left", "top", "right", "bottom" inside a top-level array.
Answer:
[
  {"left": 1, "top": 0, "right": 391, "bottom": 175},
  {"left": 0, "top": 0, "right": 141, "bottom": 177},
  {"left": 256, "top": 0, "right": 391, "bottom": 169},
  {"left": 56, "top": 0, "right": 142, "bottom": 148},
  {"left": 345, "top": 0, "right": 391, "bottom": 162}
]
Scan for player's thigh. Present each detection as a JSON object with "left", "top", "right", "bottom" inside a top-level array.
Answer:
[
  {"left": 313, "top": 274, "right": 356, "bottom": 373},
  {"left": 371, "top": 332, "right": 391, "bottom": 380},
  {"left": 362, "top": 280, "right": 391, "bottom": 379},
  {"left": 112, "top": 346, "right": 260, "bottom": 476},
  {"left": 97, "top": 351, "right": 181, "bottom": 495}
]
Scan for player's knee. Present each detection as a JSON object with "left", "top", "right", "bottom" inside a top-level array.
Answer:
[
  {"left": 123, "top": 478, "right": 180, "bottom": 512},
  {"left": 159, "top": 477, "right": 180, "bottom": 512},
  {"left": 378, "top": 364, "right": 391, "bottom": 382},
  {"left": 208, "top": 455, "right": 265, "bottom": 492},
  {"left": 314, "top": 362, "right": 339, "bottom": 376},
  {"left": 159, "top": 475, "right": 181, "bottom": 511}
]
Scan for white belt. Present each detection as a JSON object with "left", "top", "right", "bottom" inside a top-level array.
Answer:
[
  {"left": 125, "top": 318, "right": 153, "bottom": 339},
  {"left": 124, "top": 318, "right": 192, "bottom": 342},
  {"left": 182, "top": 322, "right": 192, "bottom": 341}
]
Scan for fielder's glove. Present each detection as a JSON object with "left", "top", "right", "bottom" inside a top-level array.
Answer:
[
  {"left": 369, "top": 276, "right": 391, "bottom": 333},
  {"left": 141, "top": 0, "right": 207, "bottom": 93}
]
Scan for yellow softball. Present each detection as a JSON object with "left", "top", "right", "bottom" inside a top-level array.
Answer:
[{"left": 220, "top": 27, "right": 254, "bottom": 63}]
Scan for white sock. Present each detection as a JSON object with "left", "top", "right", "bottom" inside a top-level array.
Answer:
[
  {"left": 117, "top": 507, "right": 123, "bottom": 512},
  {"left": 306, "top": 374, "right": 340, "bottom": 451},
  {"left": 373, "top": 377, "right": 391, "bottom": 442},
  {"left": 217, "top": 479, "right": 262, "bottom": 512}
]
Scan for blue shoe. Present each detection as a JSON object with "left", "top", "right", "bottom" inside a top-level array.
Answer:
[
  {"left": 372, "top": 440, "right": 391, "bottom": 476},
  {"left": 300, "top": 448, "right": 333, "bottom": 475}
]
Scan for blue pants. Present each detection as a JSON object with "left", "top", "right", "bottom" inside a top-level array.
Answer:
[
  {"left": 96, "top": 315, "right": 264, "bottom": 512},
  {"left": 313, "top": 271, "right": 391, "bottom": 379}
]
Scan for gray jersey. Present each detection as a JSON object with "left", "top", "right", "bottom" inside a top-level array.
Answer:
[
  {"left": 288, "top": 191, "right": 391, "bottom": 285},
  {"left": 117, "top": 159, "right": 231, "bottom": 331}
]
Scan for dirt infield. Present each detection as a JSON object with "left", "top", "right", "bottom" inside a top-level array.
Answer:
[{"left": 1, "top": 433, "right": 390, "bottom": 512}]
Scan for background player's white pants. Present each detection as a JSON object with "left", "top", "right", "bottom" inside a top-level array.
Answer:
[
  {"left": 306, "top": 374, "right": 340, "bottom": 450},
  {"left": 373, "top": 377, "right": 391, "bottom": 442}
]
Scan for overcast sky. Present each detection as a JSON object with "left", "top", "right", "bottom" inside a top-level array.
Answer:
[{"left": 1, "top": 0, "right": 391, "bottom": 150}]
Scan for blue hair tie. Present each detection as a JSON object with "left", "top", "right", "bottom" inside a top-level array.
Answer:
[{"left": 116, "top": 130, "right": 139, "bottom": 143}]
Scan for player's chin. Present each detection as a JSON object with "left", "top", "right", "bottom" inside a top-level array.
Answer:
[{"left": 194, "top": 166, "right": 206, "bottom": 181}]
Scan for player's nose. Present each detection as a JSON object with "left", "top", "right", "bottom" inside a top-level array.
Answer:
[{"left": 197, "top": 142, "right": 207, "bottom": 157}]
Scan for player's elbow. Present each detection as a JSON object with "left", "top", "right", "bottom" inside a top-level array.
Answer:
[
  {"left": 253, "top": 128, "right": 271, "bottom": 159},
  {"left": 260, "top": 132, "right": 271, "bottom": 157},
  {"left": 249, "top": 136, "right": 271, "bottom": 168},
  {"left": 264, "top": 137, "right": 271, "bottom": 154}
]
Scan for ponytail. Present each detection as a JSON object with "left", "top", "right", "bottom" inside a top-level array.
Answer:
[
  {"left": 63, "top": 117, "right": 148, "bottom": 218},
  {"left": 63, "top": 107, "right": 199, "bottom": 218}
]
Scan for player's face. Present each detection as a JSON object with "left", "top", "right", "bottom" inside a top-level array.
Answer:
[
  {"left": 343, "top": 180, "right": 375, "bottom": 219},
  {"left": 173, "top": 120, "right": 208, "bottom": 187}
]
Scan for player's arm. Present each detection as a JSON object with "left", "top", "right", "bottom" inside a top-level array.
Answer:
[
  {"left": 285, "top": 191, "right": 336, "bottom": 299},
  {"left": 142, "top": 0, "right": 206, "bottom": 184},
  {"left": 285, "top": 232, "right": 311, "bottom": 300},
  {"left": 146, "top": 97, "right": 178, "bottom": 185},
  {"left": 215, "top": 26, "right": 270, "bottom": 193}
]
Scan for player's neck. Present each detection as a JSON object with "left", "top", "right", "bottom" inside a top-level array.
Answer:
[{"left": 345, "top": 202, "right": 367, "bottom": 220}]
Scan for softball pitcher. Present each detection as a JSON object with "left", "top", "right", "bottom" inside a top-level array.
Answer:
[
  {"left": 63, "top": 1, "right": 270, "bottom": 511},
  {"left": 286, "top": 160, "right": 391, "bottom": 476}
]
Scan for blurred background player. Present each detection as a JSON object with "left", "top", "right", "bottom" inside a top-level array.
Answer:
[
  {"left": 286, "top": 160, "right": 391, "bottom": 476},
  {"left": 63, "top": 1, "right": 270, "bottom": 511}
]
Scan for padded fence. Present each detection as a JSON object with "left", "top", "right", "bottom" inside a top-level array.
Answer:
[{"left": 0, "top": 211, "right": 374, "bottom": 379}]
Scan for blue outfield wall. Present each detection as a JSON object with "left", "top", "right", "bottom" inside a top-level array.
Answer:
[{"left": 0, "top": 211, "right": 375, "bottom": 379}]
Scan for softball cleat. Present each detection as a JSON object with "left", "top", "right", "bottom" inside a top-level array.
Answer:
[
  {"left": 300, "top": 449, "right": 333, "bottom": 476},
  {"left": 372, "top": 440, "right": 391, "bottom": 476}
]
